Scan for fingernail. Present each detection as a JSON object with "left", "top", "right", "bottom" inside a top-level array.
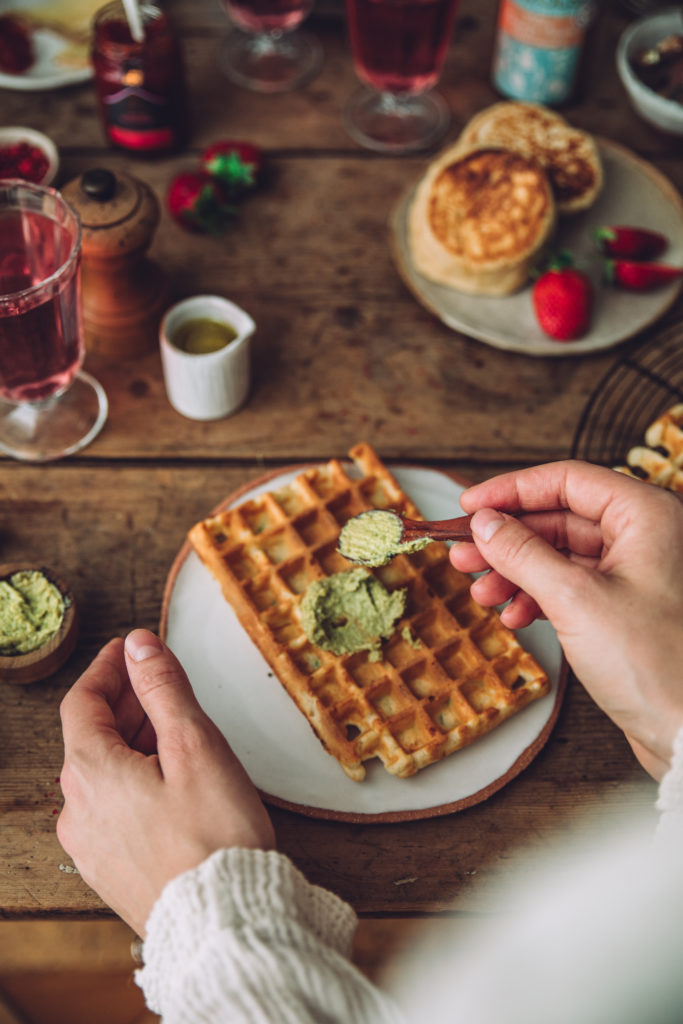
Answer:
[
  {"left": 471, "top": 508, "right": 505, "bottom": 543},
  {"left": 125, "top": 630, "right": 163, "bottom": 663}
]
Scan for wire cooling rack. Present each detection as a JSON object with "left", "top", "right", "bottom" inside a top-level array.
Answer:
[{"left": 571, "top": 312, "right": 683, "bottom": 467}]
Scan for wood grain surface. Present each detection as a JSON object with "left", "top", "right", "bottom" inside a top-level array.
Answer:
[{"left": 0, "top": 0, "right": 672, "bottom": 919}]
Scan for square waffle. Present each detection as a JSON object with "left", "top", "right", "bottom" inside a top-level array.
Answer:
[
  {"left": 188, "top": 444, "right": 550, "bottom": 781},
  {"left": 614, "top": 403, "right": 683, "bottom": 494}
]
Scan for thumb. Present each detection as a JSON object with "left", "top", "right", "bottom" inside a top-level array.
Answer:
[
  {"left": 469, "top": 508, "right": 597, "bottom": 626},
  {"left": 124, "top": 629, "right": 203, "bottom": 735}
]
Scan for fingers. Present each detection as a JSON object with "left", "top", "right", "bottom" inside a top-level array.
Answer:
[
  {"left": 452, "top": 510, "right": 604, "bottom": 573},
  {"left": 60, "top": 638, "right": 130, "bottom": 757},
  {"left": 470, "top": 571, "right": 544, "bottom": 628},
  {"left": 459, "top": 460, "right": 652, "bottom": 525},
  {"left": 470, "top": 568, "right": 519, "bottom": 606},
  {"left": 462, "top": 507, "right": 599, "bottom": 626},
  {"left": 498, "top": 591, "right": 545, "bottom": 630},
  {"left": 451, "top": 507, "right": 604, "bottom": 627},
  {"left": 123, "top": 629, "right": 219, "bottom": 773}
]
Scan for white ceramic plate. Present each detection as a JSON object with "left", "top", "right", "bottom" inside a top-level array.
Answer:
[
  {"left": 391, "top": 138, "right": 683, "bottom": 358},
  {"left": 0, "top": 15, "right": 91, "bottom": 91},
  {"left": 161, "top": 464, "right": 567, "bottom": 822}
]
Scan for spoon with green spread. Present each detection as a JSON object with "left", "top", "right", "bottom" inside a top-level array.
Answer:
[{"left": 338, "top": 508, "right": 475, "bottom": 567}]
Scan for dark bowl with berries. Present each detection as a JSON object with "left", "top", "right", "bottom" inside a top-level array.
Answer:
[
  {"left": 0, "top": 127, "right": 59, "bottom": 187},
  {"left": 617, "top": 8, "right": 683, "bottom": 137}
]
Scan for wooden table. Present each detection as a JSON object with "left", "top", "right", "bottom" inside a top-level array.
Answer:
[{"left": 0, "top": 0, "right": 675, "bottom": 921}]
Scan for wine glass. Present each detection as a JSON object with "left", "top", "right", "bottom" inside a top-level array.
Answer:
[
  {"left": 343, "top": 0, "right": 460, "bottom": 153},
  {"left": 0, "top": 181, "right": 108, "bottom": 462},
  {"left": 220, "top": 0, "right": 323, "bottom": 93}
]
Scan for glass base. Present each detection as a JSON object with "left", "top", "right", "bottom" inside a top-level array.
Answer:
[
  {"left": 221, "top": 28, "right": 322, "bottom": 93},
  {"left": 0, "top": 370, "right": 108, "bottom": 463},
  {"left": 343, "top": 86, "right": 450, "bottom": 154}
]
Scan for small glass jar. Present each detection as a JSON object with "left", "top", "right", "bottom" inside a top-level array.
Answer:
[
  {"left": 492, "top": 0, "right": 596, "bottom": 105},
  {"left": 91, "top": 0, "right": 186, "bottom": 154}
]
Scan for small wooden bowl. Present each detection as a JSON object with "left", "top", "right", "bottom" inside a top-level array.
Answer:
[{"left": 0, "top": 564, "right": 79, "bottom": 685}]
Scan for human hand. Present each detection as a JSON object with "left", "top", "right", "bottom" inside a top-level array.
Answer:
[
  {"left": 57, "top": 629, "right": 275, "bottom": 936},
  {"left": 449, "top": 461, "right": 683, "bottom": 781}
]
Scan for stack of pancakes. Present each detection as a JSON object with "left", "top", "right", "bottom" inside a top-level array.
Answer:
[{"left": 408, "top": 101, "right": 603, "bottom": 296}]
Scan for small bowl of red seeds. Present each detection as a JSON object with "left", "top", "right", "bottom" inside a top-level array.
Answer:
[{"left": 0, "top": 126, "right": 58, "bottom": 187}]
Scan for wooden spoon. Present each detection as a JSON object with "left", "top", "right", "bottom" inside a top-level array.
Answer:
[{"left": 398, "top": 514, "right": 474, "bottom": 542}]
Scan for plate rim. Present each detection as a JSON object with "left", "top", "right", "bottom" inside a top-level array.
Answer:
[
  {"left": 390, "top": 136, "right": 683, "bottom": 359},
  {"left": 160, "top": 460, "right": 569, "bottom": 824}
]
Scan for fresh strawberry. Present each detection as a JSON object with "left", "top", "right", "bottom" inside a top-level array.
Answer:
[
  {"left": 166, "top": 172, "right": 234, "bottom": 234},
  {"left": 200, "top": 140, "right": 263, "bottom": 197},
  {"left": 595, "top": 225, "right": 668, "bottom": 260},
  {"left": 0, "top": 15, "right": 34, "bottom": 74},
  {"left": 605, "top": 259, "right": 683, "bottom": 291},
  {"left": 532, "top": 254, "right": 593, "bottom": 341}
]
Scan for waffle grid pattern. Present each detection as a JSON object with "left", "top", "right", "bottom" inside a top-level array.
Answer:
[
  {"left": 615, "top": 403, "right": 683, "bottom": 493},
  {"left": 189, "top": 444, "right": 550, "bottom": 781}
]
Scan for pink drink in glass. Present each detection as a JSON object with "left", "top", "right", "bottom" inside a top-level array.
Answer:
[
  {"left": 223, "top": 0, "right": 314, "bottom": 34},
  {"left": 346, "top": 0, "right": 460, "bottom": 94},
  {"left": 0, "top": 203, "right": 82, "bottom": 404}
]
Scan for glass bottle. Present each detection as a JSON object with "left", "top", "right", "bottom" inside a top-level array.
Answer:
[
  {"left": 91, "top": 0, "right": 186, "bottom": 154},
  {"left": 492, "top": 0, "right": 596, "bottom": 105}
]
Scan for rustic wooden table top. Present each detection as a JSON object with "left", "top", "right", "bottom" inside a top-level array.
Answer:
[{"left": 1, "top": 0, "right": 677, "bottom": 920}]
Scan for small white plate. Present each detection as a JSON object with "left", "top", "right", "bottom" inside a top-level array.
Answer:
[
  {"left": 391, "top": 138, "right": 683, "bottom": 358},
  {"left": 0, "top": 24, "right": 91, "bottom": 91},
  {"left": 161, "top": 464, "right": 567, "bottom": 822}
]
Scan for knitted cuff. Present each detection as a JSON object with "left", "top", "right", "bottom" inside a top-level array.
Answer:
[
  {"left": 136, "top": 847, "right": 358, "bottom": 1014},
  {"left": 655, "top": 725, "right": 683, "bottom": 843}
]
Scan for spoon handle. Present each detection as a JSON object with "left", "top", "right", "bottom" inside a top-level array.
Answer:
[{"left": 401, "top": 514, "right": 474, "bottom": 542}]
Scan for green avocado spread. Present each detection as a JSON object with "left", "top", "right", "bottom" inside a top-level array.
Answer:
[
  {"left": 338, "top": 509, "right": 431, "bottom": 567},
  {"left": 0, "top": 570, "right": 65, "bottom": 656},
  {"left": 300, "top": 568, "right": 406, "bottom": 661}
]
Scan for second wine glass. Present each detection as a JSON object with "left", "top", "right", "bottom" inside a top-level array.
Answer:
[
  {"left": 221, "top": 0, "right": 322, "bottom": 93},
  {"left": 344, "top": 0, "right": 460, "bottom": 153}
]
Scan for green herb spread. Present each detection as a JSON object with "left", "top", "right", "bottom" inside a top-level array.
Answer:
[
  {"left": 401, "top": 625, "right": 422, "bottom": 650},
  {"left": 300, "top": 568, "right": 406, "bottom": 661},
  {"left": 338, "top": 509, "right": 431, "bottom": 567},
  {"left": 0, "top": 570, "right": 65, "bottom": 656}
]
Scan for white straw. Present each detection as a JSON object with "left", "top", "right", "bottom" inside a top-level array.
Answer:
[{"left": 122, "top": 0, "right": 145, "bottom": 42}]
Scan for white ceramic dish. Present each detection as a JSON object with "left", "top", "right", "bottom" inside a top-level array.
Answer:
[
  {"left": 0, "top": 126, "right": 58, "bottom": 185},
  {"left": 616, "top": 7, "right": 683, "bottom": 137},
  {"left": 391, "top": 138, "right": 683, "bottom": 358},
  {"left": 159, "top": 295, "right": 255, "bottom": 422},
  {"left": 161, "top": 463, "right": 567, "bottom": 822}
]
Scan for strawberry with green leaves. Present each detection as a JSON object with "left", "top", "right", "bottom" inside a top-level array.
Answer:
[
  {"left": 166, "top": 172, "right": 235, "bottom": 234},
  {"left": 200, "top": 140, "right": 263, "bottom": 198},
  {"left": 532, "top": 253, "right": 593, "bottom": 341},
  {"left": 594, "top": 225, "right": 668, "bottom": 261},
  {"left": 605, "top": 260, "right": 683, "bottom": 291}
]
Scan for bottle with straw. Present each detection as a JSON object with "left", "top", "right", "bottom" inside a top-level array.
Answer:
[{"left": 90, "top": 0, "right": 187, "bottom": 153}]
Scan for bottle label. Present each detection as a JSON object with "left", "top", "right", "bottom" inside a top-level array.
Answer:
[
  {"left": 493, "top": 0, "right": 594, "bottom": 104},
  {"left": 104, "top": 83, "right": 174, "bottom": 151}
]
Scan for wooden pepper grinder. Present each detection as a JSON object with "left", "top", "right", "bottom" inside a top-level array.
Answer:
[{"left": 63, "top": 167, "right": 167, "bottom": 359}]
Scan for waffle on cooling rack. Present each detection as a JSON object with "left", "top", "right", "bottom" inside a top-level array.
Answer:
[
  {"left": 614, "top": 404, "right": 683, "bottom": 494},
  {"left": 188, "top": 444, "right": 550, "bottom": 781}
]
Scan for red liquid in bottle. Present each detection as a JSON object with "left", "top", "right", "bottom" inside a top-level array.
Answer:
[
  {"left": 346, "top": 0, "right": 460, "bottom": 94},
  {"left": 92, "top": 0, "right": 186, "bottom": 154},
  {"left": 0, "top": 209, "right": 82, "bottom": 403},
  {"left": 222, "top": 0, "right": 314, "bottom": 34}
]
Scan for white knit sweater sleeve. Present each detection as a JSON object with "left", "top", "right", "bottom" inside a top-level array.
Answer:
[
  {"left": 655, "top": 724, "right": 683, "bottom": 843},
  {"left": 136, "top": 847, "right": 405, "bottom": 1024}
]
